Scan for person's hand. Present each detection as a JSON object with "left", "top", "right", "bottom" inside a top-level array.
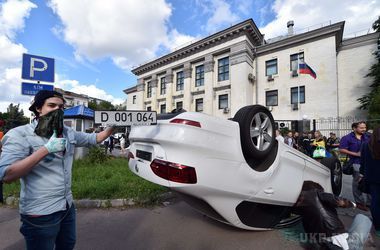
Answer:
[
  {"left": 337, "top": 199, "right": 354, "bottom": 208},
  {"left": 106, "top": 124, "right": 117, "bottom": 131},
  {"left": 44, "top": 130, "right": 66, "bottom": 153}
]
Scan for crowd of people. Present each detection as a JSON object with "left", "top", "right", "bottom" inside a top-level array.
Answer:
[
  {"left": 275, "top": 129, "right": 340, "bottom": 158},
  {"left": 276, "top": 121, "right": 380, "bottom": 249}
]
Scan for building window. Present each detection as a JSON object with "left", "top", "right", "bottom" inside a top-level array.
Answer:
[
  {"left": 176, "top": 71, "right": 184, "bottom": 91},
  {"left": 266, "top": 59, "right": 278, "bottom": 76},
  {"left": 147, "top": 81, "right": 152, "bottom": 98},
  {"left": 291, "top": 86, "right": 305, "bottom": 104},
  {"left": 147, "top": 106, "right": 151, "bottom": 111},
  {"left": 290, "top": 52, "right": 304, "bottom": 71},
  {"left": 218, "top": 94, "right": 228, "bottom": 109},
  {"left": 64, "top": 120, "right": 72, "bottom": 127},
  {"left": 75, "top": 119, "right": 82, "bottom": 132},
  {"left": 218, "top": 57, "right": 229, "bottom": 81},
  {"left": 132, "top": 95, "right": 136, "bottom": 104},
  {"left": 195, "top": 65, "right": 204, "bottom": 87},
  {"left": 176, "top": 101, "right": 183, "bottom": 110},
  {"left": 160, "top": 104, "right": 166, "bottom": 114},
  {"left": 266, "top": 90, "right": 278, "bottom": 106},
  {"left": 160, "top": 76, "right": 166, "bottom": 95},
  {"left": 195, "top": 98, "right": 203, "bottom": 112}
]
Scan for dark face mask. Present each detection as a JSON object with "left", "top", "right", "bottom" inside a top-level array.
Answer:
[{"left": 35, "top": 109, "right": 64, "bottom": 138}]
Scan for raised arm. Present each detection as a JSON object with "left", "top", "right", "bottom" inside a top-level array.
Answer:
[{"left": 96, "top": 126, "right": 115, "bottom": 143}]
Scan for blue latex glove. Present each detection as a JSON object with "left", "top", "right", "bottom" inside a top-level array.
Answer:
[{"left": 44, "top": 130, "right": 66, "bottom": 153}]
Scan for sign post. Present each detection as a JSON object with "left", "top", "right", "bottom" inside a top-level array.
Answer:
[
  {"left": 22, "top": 53, "right": 55, "bottom": 83},
  {"left": 21, "top": 53, "right": 55, "bottom": 96}
]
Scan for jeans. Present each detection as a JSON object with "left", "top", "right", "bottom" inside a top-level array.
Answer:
[
  {"left": 20, "top": 203, "right": 76, "bottom": 250},
  {"left": 352, "top": 165, "right": 371, "bottom": 205},
  {"left": 369, "top": 184, "right": 380, "bottom": 231},
  {"left": 346, "top": 214, "right": 372, "bottom": 250}
]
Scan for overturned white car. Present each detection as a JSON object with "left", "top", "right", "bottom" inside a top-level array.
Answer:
[{"left": 128, "top": 105, "right": 342, "bottom": 230}]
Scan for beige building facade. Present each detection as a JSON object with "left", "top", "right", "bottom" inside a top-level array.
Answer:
[{"left": 124, "top": 19, "right": 379, "bottom": 125}]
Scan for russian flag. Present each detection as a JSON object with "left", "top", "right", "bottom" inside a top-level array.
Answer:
[{"left": 299, "top": 63, "right": 317, "bottom": 79}]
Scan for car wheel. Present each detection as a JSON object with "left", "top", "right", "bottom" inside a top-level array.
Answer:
[
  {"left": 321, "top": 157, "right": 342, "bottom": 195},
  {"left": 233, "top": 105, "right": 276, "bottom": 160}
]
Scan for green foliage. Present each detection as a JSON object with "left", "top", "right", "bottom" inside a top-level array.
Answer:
[
  {"left": 358, "top": 17, "right": 380, "bottom": 113},
  {"left": 2, "top": 180, "right": 20, "bottom": 198},
  {"left": 88, "top": 100, "right": 115, "bottom": 111},
  {"left": 373, "top": 16, "right": 380, "bottom": 32},
  {"left": 72, "top": 158, "right": 167, "bottom": 202},
  {"left": 0, "top": 103, "right": 29, "bottom": 132},
  {"left": 367, "top": 89, "right": 380, "bottom": 128},
  {"left": 114, "top": 103, "right": 127, "bottom": 110},
  {"left": 87, "top": 146, "right": 109, "bottom": 164}
]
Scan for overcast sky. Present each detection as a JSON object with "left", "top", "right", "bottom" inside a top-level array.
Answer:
[{"left": 0, "top": 0, "right": 379, "bottom": 115}]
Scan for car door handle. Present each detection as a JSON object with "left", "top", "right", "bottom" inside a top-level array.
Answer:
[
  {"left": 264, "top": 188, "right": 274, "bottom": 195},
  {"left": 137, "top": 159, "right": 144, "bottom": 163}
]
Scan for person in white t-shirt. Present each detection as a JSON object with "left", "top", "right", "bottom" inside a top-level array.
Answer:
[{"left": 276, "top": 129, "right": 284, "bottom": 143}]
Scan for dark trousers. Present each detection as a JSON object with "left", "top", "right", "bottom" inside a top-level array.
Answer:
[
  {"left": 370, "top": 183, "right": 380, "bottom": 230},
  {"left": 20, "top": 204, "right": 76, "bottom": 250}
]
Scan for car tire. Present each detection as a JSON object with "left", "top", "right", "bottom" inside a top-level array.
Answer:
[
  {"left": 233, "top": 105, "right": 276, "bottom": 160},
  {"left": 321, "top": 157, "right": 342, "bottom": 195}
]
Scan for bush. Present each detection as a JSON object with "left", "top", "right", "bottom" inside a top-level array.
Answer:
[{"left": 87, "top": 146, "right": 109, "bottom": 164}]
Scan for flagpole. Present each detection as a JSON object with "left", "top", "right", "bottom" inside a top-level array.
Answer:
[
  {"left": 298, "top": 85, "right": 300, "bottom": 125},
  {"left": 297, "top": 58, "right": 300, "bottom": 126}
]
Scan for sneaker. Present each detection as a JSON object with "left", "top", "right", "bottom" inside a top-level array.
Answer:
[{"left": 356, "top": 203, "right": 369, "bottom": 211}]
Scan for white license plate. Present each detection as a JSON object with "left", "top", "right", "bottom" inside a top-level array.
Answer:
[{"left": 95, "top": 111, "right": 157, "bottom": 126}]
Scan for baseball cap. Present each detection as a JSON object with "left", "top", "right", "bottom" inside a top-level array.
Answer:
[{"left": 29, "top": 90, "right": 65, "bottom": 115}]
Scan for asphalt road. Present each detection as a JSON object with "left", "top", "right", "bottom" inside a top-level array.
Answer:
[
  {"left": 1, "top": 200, "right": 303, "bottom": 250},
  {"left": 0, "top": 170, "right": 377, "bottom": 250}
]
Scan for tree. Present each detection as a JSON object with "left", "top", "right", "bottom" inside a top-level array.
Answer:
[
  {"left": 372, "top": 15, "right": 380, "bottom": 32},
  {"left": 358, "top": 16, "right": 380, "bottom": 112},
  {"left": 368, "top": 89, "right": 380, "bottom": 127},
  {"left": 114, "top": 103, "right": 127, "bottom": 110},
  {"left": 2, "top": 103, "right": 29, "bottom": 132},
  {"left": 88, "top": 100, "right": 115, "bottom": 111}
]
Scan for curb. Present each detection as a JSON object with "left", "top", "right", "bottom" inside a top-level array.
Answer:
[{"left": 1, "top": 192, "right": 176, "bottom": 208}]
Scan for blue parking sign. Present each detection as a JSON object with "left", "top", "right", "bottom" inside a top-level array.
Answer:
[
  {"left": 22, "top": 53, "right": 55, "bottom": 83},
  {"left": 21, "top": 82, "right": 54, "bottom": 96}
]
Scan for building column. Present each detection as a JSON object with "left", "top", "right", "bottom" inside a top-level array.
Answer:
[
  {"left": 183, "top": 63, "right": 192, "bottom": 111},
  {"left": 203, "top": 54, "right": 214, "bottom": 115},
  {"left": 136, "top": 78, "right": 145, "bottom": 110},
  {"left": 165, "top": 69, "right": 174, "bottom": 111},
  {"left": 150, "top": 76, "right": 158, "bottom": 111},
  {"left": 229, "top": 41, "right": 254, "bottom": 116}
]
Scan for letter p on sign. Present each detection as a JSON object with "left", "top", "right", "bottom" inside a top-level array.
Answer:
[
  {"left": 30, "top": 58, "right": 48, "bottom": 77},
  {"left": 22, "top": 53, "right": 55, "bottom": 83}
]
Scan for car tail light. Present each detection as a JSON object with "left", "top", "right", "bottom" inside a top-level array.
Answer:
[
  {"left": 127, "top": 152, "right": 135, "bottom": 161},
  {"left": 170, "top": 118, "right": 201, "bottom": 128},
  {"left": 150, "top": 159, "right": 197, "bottom": 184}
]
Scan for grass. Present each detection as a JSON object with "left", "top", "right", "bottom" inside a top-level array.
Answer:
[{"left": 3, "top": 157, "right": 167, "bottom": 204}]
